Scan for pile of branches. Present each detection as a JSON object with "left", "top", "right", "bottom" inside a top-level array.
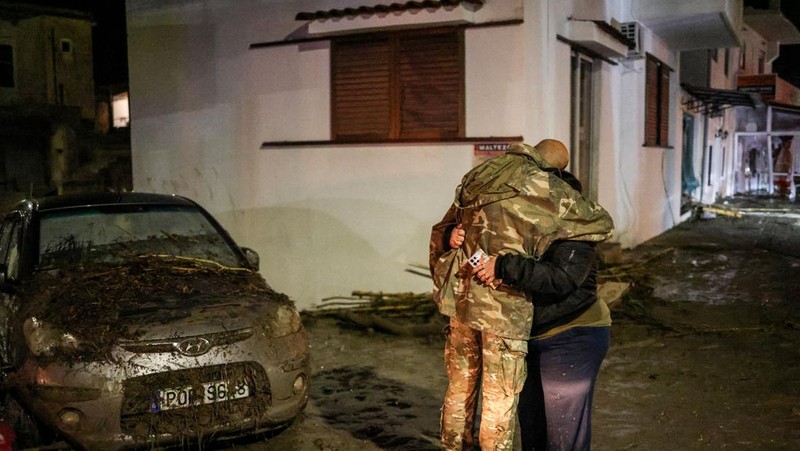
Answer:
[
  {"left": 309, "top": 291, "right": 436, "bottom": 317},
  {"left": 306, "top": 291, "right": 445, "bottom": 336},
  {"left": 307, "top": 251, "right": 664, "bottom": 336}
]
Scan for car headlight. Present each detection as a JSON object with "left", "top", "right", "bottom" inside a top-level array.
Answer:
[
  {"left": 23, "top": 317, "right": 80, "bottom": 357},
  {"left": 265, "top": 305, "right": 303, "bottom": 337}
]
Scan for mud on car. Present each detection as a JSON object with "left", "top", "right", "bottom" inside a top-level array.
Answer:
[{"left": 0, "top": 193, "right": 310, "bottom": 450}]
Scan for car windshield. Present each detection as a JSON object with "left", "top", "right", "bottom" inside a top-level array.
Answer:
[{"left": 37, "top": 205, "right": 242, "bottom": 269}]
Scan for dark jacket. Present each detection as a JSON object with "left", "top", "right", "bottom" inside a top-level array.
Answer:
[{"left": 495, "top": 240, "right": 598, "bottom": 336}]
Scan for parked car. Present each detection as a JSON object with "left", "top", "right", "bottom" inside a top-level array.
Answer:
[{"left": 0, "top": 192, "right": 310, "bottom": 450}]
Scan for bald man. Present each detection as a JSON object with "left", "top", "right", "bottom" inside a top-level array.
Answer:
[{"left": 429, "top": 140, "right": 614, "bottom": 450}]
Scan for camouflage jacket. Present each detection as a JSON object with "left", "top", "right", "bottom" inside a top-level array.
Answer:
[{"left": 429, "top": 143, "right": 614, "bottom": 340}]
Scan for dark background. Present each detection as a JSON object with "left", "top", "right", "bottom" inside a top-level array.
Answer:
[
  {"left": 4, "top": 0, "right": 799, "bottom": 89},
  {"left": 768, "top": 0, "right": 800, "bottom": 89},
  {"left": 1, "top": 0, "right": 128, "bottom": 86}
]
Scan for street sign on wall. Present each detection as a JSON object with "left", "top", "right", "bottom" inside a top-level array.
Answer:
[{"left": 473, "top": 142, "right": 513, "bottom": 166}]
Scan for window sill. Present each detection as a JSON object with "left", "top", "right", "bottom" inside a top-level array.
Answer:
[
  {"left": 261, "top": 136, "right": 523, "bottom": 148},
  {"left": 642, "top": 143, "right": 675, "bottom": 150}
]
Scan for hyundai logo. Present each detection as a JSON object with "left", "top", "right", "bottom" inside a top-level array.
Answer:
[{"left": 177, "top": 337, "right": 212, "bottom": 356}]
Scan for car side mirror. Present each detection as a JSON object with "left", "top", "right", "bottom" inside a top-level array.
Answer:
[{"left": 241, "top": 247, "right": 260, "bottom": 271}]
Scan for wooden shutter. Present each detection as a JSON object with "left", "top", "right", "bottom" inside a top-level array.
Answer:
[
  {"left": 645, "top": 54, "right": 670, "bottom": 147},
  {"left": 396, "top": 30, "right": 463, "bottom": 139},
  {"left": 330, "top": 28, "right": 464, "bottom": 141},
  {"left": 331, "top": 38, "right": 392, "bottom": 140},
  {"left": 645, "top": 55, "right": 659, "bottom": 146},
  {"left": 658, "top": 65, "right": 670, "bottom": 146}
]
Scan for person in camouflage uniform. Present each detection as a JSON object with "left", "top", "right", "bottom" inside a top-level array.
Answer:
[{"left": 429, "top": 140, "right": 614, "bottom": 450}]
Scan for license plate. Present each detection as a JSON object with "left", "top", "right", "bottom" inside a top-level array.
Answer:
[{"left": 155, "top": 380, "right": 250, "bottom": 412}]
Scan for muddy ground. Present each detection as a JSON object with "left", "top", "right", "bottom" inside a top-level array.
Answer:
[{"left": 235, "top": 207, "right": 800, "bottom": 451}]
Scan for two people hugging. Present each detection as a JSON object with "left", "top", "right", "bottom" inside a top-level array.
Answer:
[{"left": 429, "top": 139, "right": 615, "bottom": 451}]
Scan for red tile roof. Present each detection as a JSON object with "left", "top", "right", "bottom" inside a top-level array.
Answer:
[{"left": 296, "top": 0, "right": 485, "bottom": 21}]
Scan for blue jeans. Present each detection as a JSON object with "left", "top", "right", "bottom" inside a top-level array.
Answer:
[{"left": 518, "top": 326, "right": 610, "bottom": 451}]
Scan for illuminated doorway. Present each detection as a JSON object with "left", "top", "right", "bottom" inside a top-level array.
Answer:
[{"left": 734, "top": 104, "right": 800, "bottom": 199}]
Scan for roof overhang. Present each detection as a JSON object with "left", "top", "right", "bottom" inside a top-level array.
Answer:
[
  {"left": 641, "top": 12, "right": 741, "bottom": 50},
  {"left": 0, "top": 3, "right": 92, "bottom": 22},
  {"left": 296, "top": 0, "right": 486, "bottom": 36},
  {"left": 560, "top": 19, "right": 633, "bottom": 59},
  {"left": 743, "top": 6, "right": 800, "bottom": 44},
  {"left": 296, "top": 0, "right": 484, "bottom": 21},
  {"left": 683, "top": 84, "right": 763, "bottom": 117},
  {"left": 629, "top": 0, "right": 742, "bottom": 50}
]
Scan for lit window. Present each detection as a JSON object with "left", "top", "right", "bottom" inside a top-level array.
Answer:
[{"left": 112, "top": 92, "right": 130, "bottom": 128}]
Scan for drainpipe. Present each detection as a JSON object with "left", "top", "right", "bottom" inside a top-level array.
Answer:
[
  {"left": 50, "top": 28, "right": 58, "bottom": 105},
  {"left": 699, "top": 115, "right": 708, "bottom": 204}
]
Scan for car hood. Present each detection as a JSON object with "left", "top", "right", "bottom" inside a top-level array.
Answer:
[
  {"left": 18, "top": 257, "right": 296, "bottom": 360},
  {"left": 115, "top": 293, "right": 283, "bottom": 339}
]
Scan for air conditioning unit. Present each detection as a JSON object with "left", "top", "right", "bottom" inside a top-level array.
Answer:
[{"left": 619, "top": 21, "right": 641, "bottom": 57}]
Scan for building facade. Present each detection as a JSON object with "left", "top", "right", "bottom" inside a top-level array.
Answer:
[
  {"left": 680, "top": 0, "right": 800, "bottom": 205},
  {"left": 0, "top": 3, "right": 95, "bottom": 119},
  {"left": 127, "top": 0, "right": 768, "bottom": 310},
  {"left": 0, "top": 3, "right": 96, "bottom": 202}
]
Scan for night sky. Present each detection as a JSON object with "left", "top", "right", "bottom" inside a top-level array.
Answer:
[
  {"left": 3, "top": 0, "right": 799, "bottom": 89},
  {"left": 89, "top": 0, "right": 128, "bottom": 86},
  {"left": 771, "top": 0, "right": 800, "bottom": 89}
]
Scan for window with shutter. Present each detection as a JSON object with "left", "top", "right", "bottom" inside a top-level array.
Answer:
[
  {"left": 658, "top": 64, "right": 670, "bottom": 146},
  {"left": 332, "top": 38, "right": 392, "bottom": 140},
  {"left": 331, "top": 28, "right": 464, "bottom": 141},
  {"left": 645, "top": 54, "right": 670, "bottom": 147}
]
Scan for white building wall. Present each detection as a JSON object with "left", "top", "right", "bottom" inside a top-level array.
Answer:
[
  {"left": 127, "top": 0, "right": 552, "bottom": 310},
  {"left": 696, "top": 21, "right": 778, "bottom": 202},
  {"left": 540, "top": 0, "right": 684, "bottom": 248},
  {"left": 465, "top": 26, "right": 527, "bottom": 139},
  {"left": 605, "top": 22, "right": 683, "bottom": 247},
  {"left": 127, "top": 0, "right": 689, "bottom": 309},
  {"left": 596, "top": 60, "right": 624, "bottom": 239},
  {"left": 739, "top": 24, "right": 771, "bottom": 75}
]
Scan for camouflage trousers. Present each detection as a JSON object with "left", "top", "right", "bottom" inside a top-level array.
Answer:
[{"left": 440, "top": 317, "right": 528, "bottom": 451}]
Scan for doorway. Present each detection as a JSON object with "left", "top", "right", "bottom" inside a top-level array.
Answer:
[
  {"left": 681, "top": 114, "right": 700, "bottom": 210},
  {"left": 570, "top": 51, "right": 597, "bottom": 200}
]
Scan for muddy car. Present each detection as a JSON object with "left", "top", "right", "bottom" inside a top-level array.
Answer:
[{"left": 0, "top": 193, "right": 310, "bottom": 449}]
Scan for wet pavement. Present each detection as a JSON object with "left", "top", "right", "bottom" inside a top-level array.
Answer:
[
  {"left": 591, "top": 196, "right": 800, "bottom": 450},
  {"left": 229, "top": 195, "right": 800, "bottom": 450}
]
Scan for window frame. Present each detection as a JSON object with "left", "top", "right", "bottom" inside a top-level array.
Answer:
[
  {"left": 724, "top": 48, "right": 730, "bottom": 77},
  {"left": 570, "top": 49, "right": 599, "bottom": 201},
  {"left": 330, "top": 27, "right": 465, "bottom": 142},
  {"left": 60, "top": 39, "right": 73, "bottom": 54},
  {"left": 740, "top": 43, "right": 747, "bottom": 70}
]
